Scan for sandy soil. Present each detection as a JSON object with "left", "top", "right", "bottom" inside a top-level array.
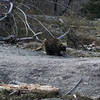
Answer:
[{"left": 0, "top": 44, "right": 100, "bottom": 98}]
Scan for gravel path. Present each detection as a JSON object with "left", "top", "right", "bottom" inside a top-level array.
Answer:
[{"left": 0, "top": 44, "right": 100, "bottom": 98}]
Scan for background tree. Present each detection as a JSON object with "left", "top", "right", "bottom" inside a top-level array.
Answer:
[
  {"left": 53, "top": 0, "right": 58, "bottom": 15},
  {"left": 81, "top": 0, "right": 100, "bottom": 19}
]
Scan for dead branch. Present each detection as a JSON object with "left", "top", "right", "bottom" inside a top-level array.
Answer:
[
  {"left": 65, "top": 78, "right": 82, "bottom": 95},
  {"left": 16, "top": 6, "right": 42, "bottom": 42},
  {"left": 17, "top": 32, "right": 42, "bottom": 42},
  {"left": 17, "top": 3, "right": 30, "bottom": 10},
  {"left": 0, "top": 34, "right": 43, "bottom": 44},
  {"left": 0, "top": 2, "right": 14, "bottom": 21},
  {"left": 33, "top": 39, "right": 46, "bottom": 51},
  {"left": 12, "top": 14, "right": 18, "bottom": 36},
  {"left": 57, "top": 28, "right": 71, "bottom": 40},
  {"left": 15, "top": 12, "right": 28, "bottom": 36},
  {"left": 27, "top": 15, "right": 55, "bottom": 38}
]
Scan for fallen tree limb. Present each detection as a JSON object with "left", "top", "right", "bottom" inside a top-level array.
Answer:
[
  {"left": 27, "top": 15, "right": 55, "bottom": 38},
  {"left": 16, "top": 6, "right": 42, "bottom": 42},
  {"left": 0, "top": 33, "right": 42, "bottom": 43},
  {"left": 0, "top": 83, "right": 59, "bottom": 97}
]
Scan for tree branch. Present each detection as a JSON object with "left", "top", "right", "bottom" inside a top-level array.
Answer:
[
  {"left": 57, "top": 28, "right": 71, "bottom": 40},
  {"left": 27, "top": 15, "right": 55, "bottom": 38},
  {"left": 16, "top": 6, "right": 42, "bottom": 42},
  {"left": 0, "top": 2, "right": 14, "bottom": 21},
  {"left": 15, "top": 12, "right": 28, "bottom": 36}
]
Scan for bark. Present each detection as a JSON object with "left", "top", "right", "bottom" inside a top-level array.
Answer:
[{"left": 0, "top": 83, "right": 59, "bottom": 95}]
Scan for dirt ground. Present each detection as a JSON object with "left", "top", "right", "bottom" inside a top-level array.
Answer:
[{"left": 0, "top": 44, "right": 100, "bottom": 99}]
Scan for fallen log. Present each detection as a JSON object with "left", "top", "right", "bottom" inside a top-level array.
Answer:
[
  {"left": 0, "top": 83, "right": 59, "bottom": 99},
  {"left": 0, "top": 83, "right": 59, "bottom": 94}
]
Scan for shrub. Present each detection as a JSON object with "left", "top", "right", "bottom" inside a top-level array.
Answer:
[{"left": 81, "top": 0, "right": 100, "bottom": 19}]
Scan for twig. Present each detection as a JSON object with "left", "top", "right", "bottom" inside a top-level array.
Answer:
[
  {"left": 16, "top": 7, "right": 42, "bottom": 42},
  {"left": 17, "top": 3, "right": 30, "bottom": 9},
  {"left": 12, "top": 25, "right": 16, "bottom": 35},
  {"left": 0, "top": 2, "right": 14, "bottom": 21},
  {"left": 12, "top": 14, "right": 18, "bottom": 36},
  {"left": 57, "top": 28, "right": 71, "bottom": 40},
  {"left": 34, "top": 32, "right": 42, "bottom": 37},
  {"left": 8, "top": 2, "right": 13, "bottom": 14},
  {"left": 15, "top": 12, "right": 28, "bottom": 36},
  {"left": 0, "top": 15, "right": 7, "bottom": 21},
  {"left": 27, "top": 15, "right": 55, "bottom": 38},
  {"left": 9, "top": 90, "right": 18, "bottom": 96},
  {"left": 65, "top": 78, "right": 82, "bottom": 95}
]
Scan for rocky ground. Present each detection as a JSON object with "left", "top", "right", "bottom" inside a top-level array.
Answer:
[{"left": 0, "top": 44, "right": 100, "bottom": 99}]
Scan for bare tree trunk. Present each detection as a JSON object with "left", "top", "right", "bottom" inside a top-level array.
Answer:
[
  {"left": 53, "top": 0, "right": 58, "bottom": 15},
  {"left": 0, "top": 83, "right": 59, "bottom": 99},
  {"left": 68, "top": 0, "right": 72, "bottom": 6}
]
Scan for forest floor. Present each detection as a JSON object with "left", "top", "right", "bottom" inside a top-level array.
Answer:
[{"left": 0, "top": 44, "right": 100, "bottom": 99}]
